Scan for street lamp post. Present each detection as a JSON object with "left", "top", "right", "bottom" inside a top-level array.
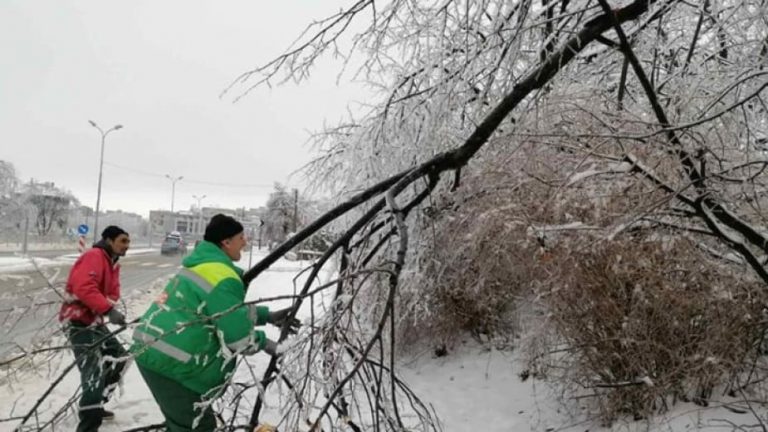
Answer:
[
  {"left": 165, "top": 175, "right": 183, "bottom": 213},
  {"left": 22, "top": 213, "right": 29, "bottom": 254},
  {"left": 89, "top": 120, "right": 123, "bottom": 244},
  {"left": 192, "top": 194, "right": 206, "bottom": 237}
]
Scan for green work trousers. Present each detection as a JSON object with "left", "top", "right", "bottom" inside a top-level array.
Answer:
[
  {"left": 68, "top": 322, "right": 128, "bottom": 432},
  {"left": 137, "top": 364, "right": 217, "bottom": 431}
]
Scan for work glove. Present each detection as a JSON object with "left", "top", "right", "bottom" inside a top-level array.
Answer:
[
  {"left": 267, "top": 307, "right": 301, "bottom": 335},
  {"left": 106, "top": 308, "right": 126, "bottom": 326},
  {"left": 263, "top": 338, "right": 280, "bottom": 357}
]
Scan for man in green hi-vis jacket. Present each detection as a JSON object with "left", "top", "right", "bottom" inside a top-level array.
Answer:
[{"left": 132, "top": 214, "right": 300, "bottom": 431}]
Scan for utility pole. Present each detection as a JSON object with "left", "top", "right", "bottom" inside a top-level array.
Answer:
[
  {"left": 22, "top": 211, "right": 29, "bottom": 254},
  {"left": 258, "top": 219, "right": 263, "bottom": 250},
  {"left": 165, "top": 175, "right": 183, "bottom": 213},
  {"left": 248, "top": 226, "right": 255, "bottom": 268},
  {"left": 88, "top": 120, "right": 123, "bottom": 243},
  {"left": 293, "top": 188, "right": 299, "bottom": 233},
  {"left": 192, "top": 194, "right": 206, "bottom": 237},
  {"left": 148, "top": 215, "right": 153, "bottom": 248}
]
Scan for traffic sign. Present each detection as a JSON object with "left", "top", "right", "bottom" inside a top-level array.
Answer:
[{"left": 77, "top": 224, "right": 89, "bottom": 235}]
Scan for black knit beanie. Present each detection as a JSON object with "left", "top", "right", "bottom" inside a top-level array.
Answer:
[
  {"left": 204, "top": 214, "right": 244, "bottom": 245},
  {"left": 101, "top": 225, "right": 128, "bottom": 240}
]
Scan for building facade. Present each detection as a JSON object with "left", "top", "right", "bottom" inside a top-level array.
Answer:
[{"left": 149, "top": 206, "right": 265, "bottom": 244}]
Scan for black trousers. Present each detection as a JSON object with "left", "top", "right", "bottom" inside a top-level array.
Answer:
[{"left": 67, "top": 322, "right": 128, "bottom": 432}]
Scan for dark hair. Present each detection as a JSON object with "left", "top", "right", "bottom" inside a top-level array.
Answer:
[
  {"left": 204, "top": 214, "right": 244, "bottom": 245},
  {"left": 101, "top": 225, "right": 128, "bottom": 240}
]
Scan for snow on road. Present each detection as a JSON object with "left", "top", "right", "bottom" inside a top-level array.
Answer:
[{"left": 0, "top": 248, "right": 159, "bottom": 274}]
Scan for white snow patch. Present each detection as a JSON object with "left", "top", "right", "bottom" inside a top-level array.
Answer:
[
  {"left": 0, "top": 248, "right": 161, "bottom": 274},
  {"left": 0, "top": 256, "right": 63, "bottom": 273}
]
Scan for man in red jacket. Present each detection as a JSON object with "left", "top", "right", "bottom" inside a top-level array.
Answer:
[{"left": 59, "top": 225, "right": 131, "bottom": 432}]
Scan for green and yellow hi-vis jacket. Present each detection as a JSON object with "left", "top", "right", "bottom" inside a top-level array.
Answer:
[{"left": 131, "top": 240, "right": 269, "bottom": 395}]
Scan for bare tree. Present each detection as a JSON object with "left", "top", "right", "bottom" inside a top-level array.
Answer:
[
  {"left": 228, "top": 0, "right": 768, "bottom": 426},
  {"left": 0, "top": 160, "right": 19, "bottom": 198},
  {"left": 0, "top": 160, "right": 24, "bottom": 241},
  {"left": 8, "top": 0, "right": 768, "bottom": 429},
  {"left": 22, "top": 181, "right": 78, "bottom": 237},
  {"left": 222, "top": 0, "right": 714, "bottom": 430},
  {"left": 263, "top": 183, "right": 296, "bottom": 247}
]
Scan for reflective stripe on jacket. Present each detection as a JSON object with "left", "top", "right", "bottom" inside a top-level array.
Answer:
[{"left": 131, "top": 241, "right": 269, "bottom": 395}]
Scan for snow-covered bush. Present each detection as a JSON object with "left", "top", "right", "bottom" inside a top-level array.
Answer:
[{"left": 529, "top": 237, "right": 768, "bottom": 422}]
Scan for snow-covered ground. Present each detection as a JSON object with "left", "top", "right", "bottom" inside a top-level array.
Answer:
[
  {"left": 0, "top": 248, "right": 158, "bottom": 274},
  {"left": 0, "top": 242, "right": 76, "bottom": 253},
  {"left": 0, "top": 242, "right": 152, "bottom": 254},
  {"left": 0, "top": 248, "right": 761, "bottom": 431}
]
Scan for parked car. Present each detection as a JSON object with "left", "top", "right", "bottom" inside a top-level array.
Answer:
[{"left": 160, "top": 233, "right": 187, "bottom": 256}]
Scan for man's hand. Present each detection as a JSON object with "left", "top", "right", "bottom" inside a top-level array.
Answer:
[
  {"left": 106, "top": 308, "right": 126, "bottom": 326},
  {"left": 267, "top": 307, "right": 301, "bottom": 334}
]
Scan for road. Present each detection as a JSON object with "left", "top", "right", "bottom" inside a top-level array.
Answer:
[
  {"left": 0, "top": 243, "right": 152, "bottom": 259},
  {"left": 0, "top": 250, "right": 181, "bottom": 359},
  {"left": 0, "top": 249, "right": 79, "bottom": 259}
]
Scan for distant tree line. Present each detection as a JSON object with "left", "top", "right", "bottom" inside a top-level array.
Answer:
[
  {"left": 262, "top": 182, "right": 335, "bottom": 252},
  {"left": 0, "top": 160, "right": 80, "bottom": 238}
]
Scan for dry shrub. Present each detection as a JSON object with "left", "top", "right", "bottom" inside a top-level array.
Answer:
[
  {"left": 394, "top": 137, "right": 634, "bottom": 349},
  {"left": 536, "top": 237, "right": 768, "bottom": 421},
  {"left": 396, "top": 170, "right": 555, "bottom": 348},
  {"left": 381, "top": 128, "right": 768, "bottom": 425},
  {"left": 416, "top": 217, "right": 537, "bottom": 345}
]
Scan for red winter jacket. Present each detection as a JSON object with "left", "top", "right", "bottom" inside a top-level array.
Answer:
[{"left": 59, "top": 245, "right": 121, "bottom": 325}]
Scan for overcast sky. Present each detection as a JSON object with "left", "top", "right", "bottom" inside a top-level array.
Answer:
[{"left": 1, "top": 1, "right": 366, "bottom": 218}]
